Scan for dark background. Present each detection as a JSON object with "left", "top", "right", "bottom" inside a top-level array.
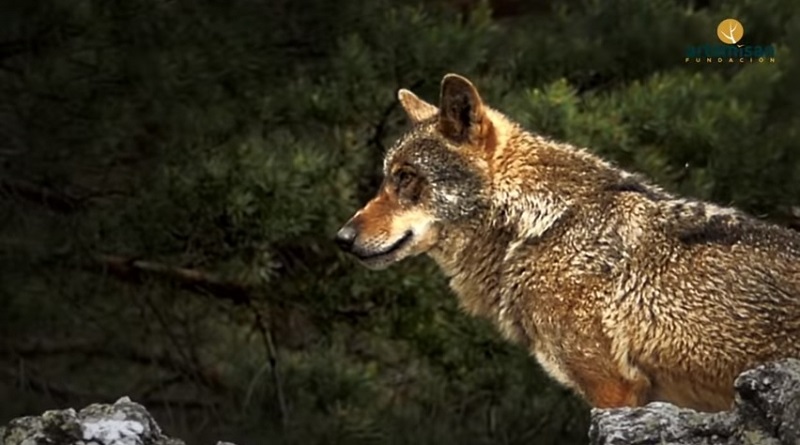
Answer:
[{"left": 1, "top": 0, "right": 798, "bottom": 444}]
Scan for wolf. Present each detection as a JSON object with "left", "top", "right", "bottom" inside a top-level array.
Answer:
[{"left": 334, "top": 73, "right": 800, "bottom": 412}]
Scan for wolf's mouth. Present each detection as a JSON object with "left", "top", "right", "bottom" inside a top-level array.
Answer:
[{"left": 354, "top": 230, "right": 413, "bottom": 261}]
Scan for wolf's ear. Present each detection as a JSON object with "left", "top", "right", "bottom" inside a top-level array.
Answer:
[
  {"left": 438, "top": 74, "right": 493, "bottom": 145},
  {"left": 398, "top": 89, "right": 438, "bottom": 123}
]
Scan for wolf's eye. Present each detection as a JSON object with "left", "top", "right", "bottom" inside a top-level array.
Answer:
[
  {"left": 395, "top": 169, "right": 416, "bottom": 190},
  {"left": 393, "top": 168, "right": 423, "bottom": 204}
]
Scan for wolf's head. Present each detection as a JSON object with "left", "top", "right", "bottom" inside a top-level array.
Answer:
[{"left": 335, "top": 74, "right": 502, "bottom": 270}]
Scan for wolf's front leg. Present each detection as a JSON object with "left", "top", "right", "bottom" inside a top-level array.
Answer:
[{"left": 566, "top": 359, "right": 652, "bottom": 408}]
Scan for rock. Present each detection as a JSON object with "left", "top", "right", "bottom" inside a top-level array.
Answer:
[
  {"left": 0, "top": 396, "right": 218, "bottom": 445},
  {"left": 4, "top": 361, "right": 798, "bottom": 445},
  {"left": 589, "top": 359, "right": 800, "bottom": 445}
]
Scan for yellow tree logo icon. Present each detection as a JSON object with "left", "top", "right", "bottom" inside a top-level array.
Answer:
[{"left": 717, "top": 18, "right": 744, "bottom": 44}]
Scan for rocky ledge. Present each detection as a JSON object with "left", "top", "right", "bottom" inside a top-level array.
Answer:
[
  {"left": 590, "top": 359, "right": 800, "bottom": 445},
  {"left": 2, "top": 359, "right": 799, "bottom": 445},
  {"left": 0, "top": 396, "right": 235, "bottom": 445}
]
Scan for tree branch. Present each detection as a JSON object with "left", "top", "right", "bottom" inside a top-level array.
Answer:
[
  {"left": 1, "top": 339, "right": 227, "bottom": 393},
  {"left": 0, "top": 178, "right": 84, "bottom": 213},
  {"left": 91, "top": 254, "right": 253, "bottom": 305},
  {"left": 82, "top": 254, "right": 290, "bottom": 421},
  {"left": 2, "top": 365, "right": 216, "bottom": 410},
  {"left": 247, "top": 302, "right": 289, "bottom": 427}
]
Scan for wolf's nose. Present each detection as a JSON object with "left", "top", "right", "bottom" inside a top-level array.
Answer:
[{"left": 335, "top": 223, "right": 358, "bottom": 252}]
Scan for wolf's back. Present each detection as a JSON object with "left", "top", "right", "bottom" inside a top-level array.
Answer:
[{"left": 593, "top": 185, "right": 800, "bottom": 410}]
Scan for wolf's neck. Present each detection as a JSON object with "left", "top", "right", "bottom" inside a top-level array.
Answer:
[
  {"left": 426, "top": 179, "right": 572, "bottom": 341},
  {"left": 427, "top": 219, "right": 519, "bottom": 321}
]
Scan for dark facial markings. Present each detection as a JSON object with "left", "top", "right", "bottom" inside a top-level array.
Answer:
[
  {"left": 394, "top": 168, "right": 415, "bottom": 189},
  {"left": 391, "top": 165, "right": 425, "bottom": 205},
  {"left": 385, "top": 132, "right": 487, "bottom": 222}
]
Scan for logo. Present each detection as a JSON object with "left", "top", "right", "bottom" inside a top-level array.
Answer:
[
  {"left": 716, "top": 18, "right": 744, "bottom": 45},
  {"left": 685, "top": 18, "right": 776, "bottom": 64}
]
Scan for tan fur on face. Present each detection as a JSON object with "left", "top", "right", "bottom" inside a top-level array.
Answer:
[
  {"left": 352, "top": 190, "right": 396, "bottom": 241},
  {"left": 347, "top": 186, "right": 439, "bottom": 269},
  {"left": 390, "top": 208, "right": 439, "bottom": 253}
]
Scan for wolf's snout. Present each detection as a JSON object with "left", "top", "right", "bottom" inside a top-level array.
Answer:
[{"left": 335, "top": 220, "right": 359, "bottom": 252}]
